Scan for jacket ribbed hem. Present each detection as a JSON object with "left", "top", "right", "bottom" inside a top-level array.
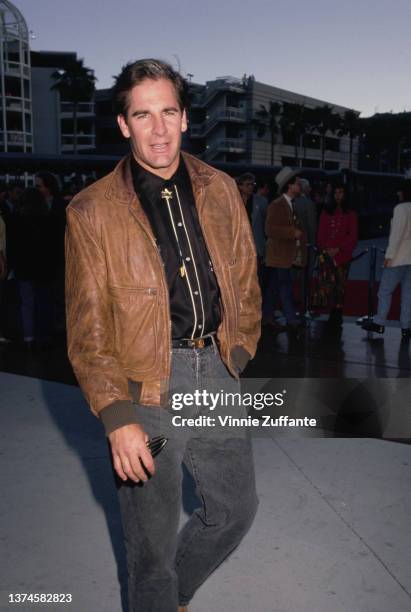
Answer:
[{"left": 99, "top": 400, "right": 138, "bottom": 436}]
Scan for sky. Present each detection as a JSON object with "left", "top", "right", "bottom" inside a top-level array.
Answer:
[{"left": 13, "top": 0, "right": 411, "bottom": 118}]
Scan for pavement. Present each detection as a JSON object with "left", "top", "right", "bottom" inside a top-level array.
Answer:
[{"left": 1, "top": 371, "right": 410, "bottom": 612}]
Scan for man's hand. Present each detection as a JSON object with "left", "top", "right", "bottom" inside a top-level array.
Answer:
[
  {"left": 108, "top": 423, "right": 156, "bottom": 483},
  {"left": 384, "top": 258, "right": 392, "bottom": 268},
  {"left": 294, "top": 229, "right": 303, "bottom": 239}
]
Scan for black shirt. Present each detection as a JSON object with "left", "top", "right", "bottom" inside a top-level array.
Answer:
[{"left": 131, "top": 156, "right": 221, "bottom": 340}]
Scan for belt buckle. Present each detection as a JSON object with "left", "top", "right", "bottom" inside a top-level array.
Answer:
[{"left": 193, "top": 337, "right": 205, "bottom": 349}]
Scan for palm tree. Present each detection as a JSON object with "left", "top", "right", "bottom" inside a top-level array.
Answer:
[
  {"left": 310, "top": 105, "right": 341, "bottom": 168},
  {"left": 338, "top": 110, "right": 362, "bottom": 170},
  {"left": 361, "top": 113, "right": 411, "bottom": 172},
  {"left": 51, "top": 59, "right": 96, "bottom": 154},
  {"left": 280, "top": 102, "right": 307, "bottom": 167},
  {"left": 253, "top": 101, "right": 281, "bottom": 166}
]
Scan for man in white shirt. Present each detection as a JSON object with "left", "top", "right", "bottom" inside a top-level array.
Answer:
[{"left": 362, "top": 182, "right": 411, "bottom": 339}]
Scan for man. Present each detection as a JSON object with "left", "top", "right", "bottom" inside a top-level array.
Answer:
[
  {"left": 0, "top": 181, "right": 19, "bottom": 342},
  {"left": 65, "top": 59, "right": 261, "bottom": 612},
  {"left": 235, "top": 172, "right": 256, "bottom": 221},
  {"left": 292, "top": 178, "right": 317, "bottom": 314},
  {"left": 35, "top": 172, "right": 67, "bottom": 337},
  {"left": 292, "top": 178, "right": 316, "bottom": 249},
  {"left": 263, "top": 167, "right": 306, "bottom": 329},
  {"left": 362, "top": 181, "right": 411, "bottom": 339},
  {"left": 251, "top": 179, "right": 271, "bottom": 298},
  {"left": 251, "top": 179, "right": 270, "bottom": 263}
]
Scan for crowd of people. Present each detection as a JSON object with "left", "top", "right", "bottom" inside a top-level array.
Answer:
[
  {"left": 236, "top": 167, "right": 360, "bottom": 334},
  {"left": 0, "top": 174, "right": 86, "bottom": 346},
  {"left": 236, "top": 168, "right": 411, "bottom": 340},
  {"left": 0, "top": 165, "right": 409, "bottom": 346}
]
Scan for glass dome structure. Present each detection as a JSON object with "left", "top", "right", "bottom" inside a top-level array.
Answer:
[{"left": 0, "top": 0, "right": 32, "bottom": 152}]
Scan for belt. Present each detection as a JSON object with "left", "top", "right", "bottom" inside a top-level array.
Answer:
[{"left": 172, "top": 335, "right": 215, "bottom": 349}]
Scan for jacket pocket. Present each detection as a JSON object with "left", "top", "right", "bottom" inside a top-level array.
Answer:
[{"left": 109, "top": 286, "right": 158, "bottom": 374}]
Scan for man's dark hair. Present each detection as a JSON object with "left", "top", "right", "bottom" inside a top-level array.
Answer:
[
  {"left": 236, "top": 172, "right": 256, "bottom": 186},
  {"left": 281, "top": 175, "right": 299, "bottom": 194},
  {"left": 111, "top": 58, "right": 189, "bottom": 117},
  {"left": 36, "top": 172, "right": 61, "bottom": 198}
]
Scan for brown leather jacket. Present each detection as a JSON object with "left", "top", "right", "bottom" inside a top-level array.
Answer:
[
  {"left": 65, "top": 153, "right": 261, "bottom": 434},
  {"left": 265, "top": 195, "right": 307, "bottom": 268}
]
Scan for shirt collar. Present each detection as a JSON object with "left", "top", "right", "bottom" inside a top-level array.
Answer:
[
  {"left": 131, "top": 155, "right": 190, "bottom": 203},
  {"left": 283, "top": 193, "right": 293, "bottom": 211}
]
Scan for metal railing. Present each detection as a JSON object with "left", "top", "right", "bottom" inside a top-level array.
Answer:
[
  {"left": 61, "top": 134, "right": 96, "bottom": 147},
  {"left": 60, "top": 102, "right": 95, "bottom": 114},
  {"left": 299, "top": 244, "right": 385, "bottom": 322},
  {"left": 190, "top": 107, "right": 246, "bottom": 137},
  {"left": 191, "top": 82, "right": 246, "bottom": 107},
  {"left": 203, "top": 137, "right": 246, "bottom": 160}
]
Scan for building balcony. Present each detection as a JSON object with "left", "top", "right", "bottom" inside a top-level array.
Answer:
[
  {"left": 61, "top": 133, "right": 96, "bottom": 150},
  {"left": 191, "top": 80, "right": 246, "bottom": 107},
  {"left": 190, "top": 107, "right": 246, "bottom": 137},
  {"left": 2, "top": 61, "right": 30, "bottom": 78},
  {"left": 203, "top": 137, "right": 246, "bottom": 160},
  {"left": 60, "top": 101, "right": 95, "bottom": 116},
  {"left": 0, "top": 130, "right": 31, "bottom": 147},
  {"left": 4, "top": 96, "right": 24, "bottom": 111},
  {"left": 8, "top": 131, "right": 24, "bottom": 144}
]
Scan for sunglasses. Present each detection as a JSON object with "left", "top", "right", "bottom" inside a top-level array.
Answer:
[{"left": 146, "top": 435, "right": 168, "bottom": 458}]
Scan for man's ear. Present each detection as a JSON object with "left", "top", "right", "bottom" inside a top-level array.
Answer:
[
  {"left": 181, "top": 109, "right": 188, "bottom": 134},
  {"left": 117, "top": 114, "right": 130, "bottom": 139}
]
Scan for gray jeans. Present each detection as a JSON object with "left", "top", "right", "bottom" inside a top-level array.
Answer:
[{"left": 114, "top": 345, "right": 258, "bottom": 612}]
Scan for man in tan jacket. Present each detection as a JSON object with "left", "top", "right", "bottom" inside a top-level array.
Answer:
[
  {"left": 263, "top": 167, "right": 306, "bottom": 329},
  {"left": 65, "top": 59, "right": 261, "bottom": 612}
]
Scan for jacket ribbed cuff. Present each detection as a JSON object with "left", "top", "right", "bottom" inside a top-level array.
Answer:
[
  {"left": 99, "top": 400, "right": 138, "bottom": 436},
  {"left": 230, "top": 345, "right": 251, "bottom": 374}
]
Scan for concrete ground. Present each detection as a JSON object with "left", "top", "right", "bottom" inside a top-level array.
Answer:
[{"left": 1, "top": 371, "right": 410, "bottom": 612}]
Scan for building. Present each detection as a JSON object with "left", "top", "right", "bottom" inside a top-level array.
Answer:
[
  {"left": 94, "top": 75, "right": 359, "bottom": 169},
  {"left": 31, "top": 50, "right": 95, "bottom": 154},
  {"left": 187, "top": 76, "right": 359, "bottom": 170},
  {"left": 0, "top": 0, "right": 32, "bottom": 153},
  {"left": 0, "top": 0, "right": 358, "bottom": 168}
]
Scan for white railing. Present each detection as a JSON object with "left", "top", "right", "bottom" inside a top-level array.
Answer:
[
  {"left": 60, "top": 102, "right": 95, "bottom": 114},
  {"left": 7, "top": 131, "right": 24, "bottom": 144},
  {"left": 5, "top": 97, "right": 23, "bottom": 111}
]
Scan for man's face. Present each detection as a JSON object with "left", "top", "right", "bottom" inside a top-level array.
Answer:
[
  {"left": 117, "top": 78, "right": 188, "bottom": 179},
  {"left": 288, "top": 177, "right": 301, "bottom": 198},
  {"left": 239, "top": 179, "right": 255, "bottom": 198},
  {"left": 35, "top": 178, "right": 50, "bottom": 200}
]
